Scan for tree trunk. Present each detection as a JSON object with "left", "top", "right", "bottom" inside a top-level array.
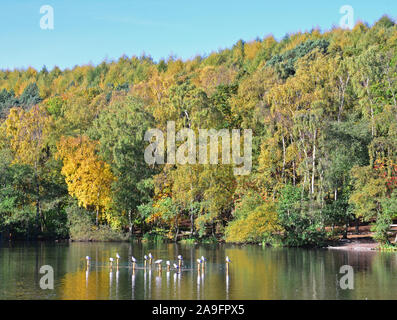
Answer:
[
  {"left": 36, "top": 176, "right": 42, "bottom": 233},
  {"left": 128, "top": 210, "right": 133, "bottom": 237},
  {"left": 282, "top": 135, "right": 286, "bottom": 183},
  {"left": 174, "top": 217, "right": 179, "bottom": 242},
  {"left": 292, "top": 160, "right": 296, "bottom": 186},
  {"left": 343, "top": 219, "right": 349, "bottom": 239},
  {"left": 190, "top": 209, "right": 194, "bottom": 236},
  {"left": 311, "top": 129, "right": 316, "bottom": 195},
  {"left": 338, "top": 75, "right": 349, "bottom": 122},
  {"left": 355, "top": 218, "right": 360, "bottom": 235},
  {"left": 365, "top": 79, "right": 375, "bottom": 137}
]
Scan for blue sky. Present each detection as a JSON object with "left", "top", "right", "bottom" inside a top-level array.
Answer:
[{"left": 0, "top": 0, "right": 396, "bottom": 70}]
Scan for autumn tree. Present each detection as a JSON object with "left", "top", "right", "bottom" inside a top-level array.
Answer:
[
  {"left": 90, "top": 97, "right": 157, "bottom": 233},
  {"left": 56, "top": 136, "right": 114, "bottom": 226},
  {"left": 5, "top": 105, "right": 54, "bottom": 232}
]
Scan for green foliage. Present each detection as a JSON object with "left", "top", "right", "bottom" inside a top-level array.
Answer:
[
  {"left": 322, "top": 193, "right": 353, "bottom": 229},
  {"left": 378, "top": 243, "right": 397, "bottom": 251},
  {"left": 0, "top": 88, "right": 17, "bottom": 119},
  {"left": 66, "top": 202, "right": 128, "bottom": 241},
  {"left": 19, "top": 83, "right": 42, "bottom": 109},
  {"left": 371, "top": 211, "right": 393, "bottom": 244},
  {"left": 179, "top": 237, "right": 196, "bottom": 244},
  {"left": 200, "top": 236, "right": 218, "bottom": 244},
  {"left": 225, "top": 193, "right": 281, "bottom": 243},
  {"left": 90, "top": 97, "right": 157, "bottom": 226},
  {"left": 372, "top": 191, "right": 397, "bottom": 244},
  {"left": 0, "top": 16, "right": 397, "bottom": 246},
  {"left": 142, "top": 229, "right": 167, "bottom": 243},
  {"left": 277, "top": 185, "right": 327, "bottom": 246},
  {"left": 0, "top": 83, "right": 42, "bottom": 119},
  {"left": 45, "top": 96, "right": 64, "bottom": 118},
  {"left": 374, "top": 15, "right": 395, "bottom": 29},
  {"left": 267, "top": 39, "right": 329, "bottom": 79}
]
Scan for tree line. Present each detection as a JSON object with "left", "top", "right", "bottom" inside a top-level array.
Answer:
[{"left": 0, "top": 16, "right": 396, "bottom": 246}]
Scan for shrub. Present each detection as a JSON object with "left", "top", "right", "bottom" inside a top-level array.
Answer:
[
  {"left": 267, "top": 39, "right": 329, "bottom": 79},
  {"left": 142, "top": 227, "right": 168, "bottom": 243},
  {"left": 225, "top": 193, "right": 281, "bottom": 243},
  {"left": 66, "top": 203, "right": 128, "bottom": 241},
  {"left": 372, "top": 191, "right": 397, "bottom": 244},
  {"left": 277, "top": 185, "right": 327, "bottom": 247}
]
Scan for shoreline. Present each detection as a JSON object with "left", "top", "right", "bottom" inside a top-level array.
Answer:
[{"left": 327, "top": 238, "right": 379, "bottom": 251}]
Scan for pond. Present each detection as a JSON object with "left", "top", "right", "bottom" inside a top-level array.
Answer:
[{"left": 0, "top": 241, "right": 396, "bottom": 300}]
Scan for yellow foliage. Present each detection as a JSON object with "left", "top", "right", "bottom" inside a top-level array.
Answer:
[
  {"left": 5, "top": 105, "right": 53, "bottom": 166},
  {"left": 194, "top": 65, "right": 236, "bottom": 96},
  {"left": 225, "top": 201, "right": 281, "bottom": 243},
  {"left": 56, "top": 136, "right": 115, "bottom": 223},
  {"left": 244, "top": 40, "right": 262, "bottom": 60}
]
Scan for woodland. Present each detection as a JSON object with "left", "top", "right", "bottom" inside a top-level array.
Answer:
[{"left": 0, "top": 16, "right": 396, "bottom": 246}]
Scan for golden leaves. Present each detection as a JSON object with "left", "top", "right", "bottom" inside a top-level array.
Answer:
[
  {"left": 5, "top": 105, "right": 53, "bottom": 166},
  {"left": 225, "top": 201, "right": 281, "bottom": 243},
  {"left": 56, "top": 136, "right": 115, "bottom": 223}
]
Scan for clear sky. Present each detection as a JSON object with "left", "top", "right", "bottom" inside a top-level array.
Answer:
[{"left": 0, "top": 0, "right": 396, "bottom": 70}]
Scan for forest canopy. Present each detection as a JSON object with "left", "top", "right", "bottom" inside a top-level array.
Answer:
[{"left": 1, "top": 16, "right": 397, "bottom": 246}]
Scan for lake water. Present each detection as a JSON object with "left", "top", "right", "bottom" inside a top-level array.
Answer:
[{"left": 0, "top": 241, "right": 396, "bottom": 300}]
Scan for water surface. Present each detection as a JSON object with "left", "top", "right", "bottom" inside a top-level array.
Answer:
[{"left": 0, "top": 241, "right": 396, "bottom": 300}]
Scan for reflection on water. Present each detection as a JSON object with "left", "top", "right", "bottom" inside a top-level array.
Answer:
[
  {"left": 109, "top": 270, "right": 113, "bottom": 299},
  {"left": 131, "top": 273, "right": 135, "bottom": 300},
  {"left": 226, "top": 273, "right": 230, "bottom": 300},
  {"left": 0, "top": 241, "right": 396, "bottom": 300}
]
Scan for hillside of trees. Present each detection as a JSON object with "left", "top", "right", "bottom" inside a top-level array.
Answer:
[{"left": 1, "top": 16, "right": 397, "bottom": 246}]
